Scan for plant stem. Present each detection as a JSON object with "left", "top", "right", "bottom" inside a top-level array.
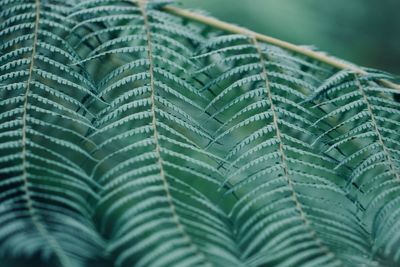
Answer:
[{"left": 163, "top": 5, "right": 400, "bottom": 91}]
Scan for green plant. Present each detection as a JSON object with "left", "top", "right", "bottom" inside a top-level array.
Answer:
[{"left": 1, "top": 0, "right": 399, "bottom": 266}]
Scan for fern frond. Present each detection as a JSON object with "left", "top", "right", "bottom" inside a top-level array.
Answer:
[
  {"left": 310, "top": 70, "right": 400, "bottom": 263},
  {"left": 70, "top": 1, "right": 241, "bottom": 266},
  {"left": 197, "top": 34, "right": 375, "bottom": 267},
  {"left": 0, "top": 0, "right": 104, "bottom": 266}
]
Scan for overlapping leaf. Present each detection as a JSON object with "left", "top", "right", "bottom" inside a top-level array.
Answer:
[{"left": 0, "top": 0, "right": 399, "bottom": 267}]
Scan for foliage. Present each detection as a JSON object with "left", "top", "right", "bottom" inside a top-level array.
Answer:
[{"left": 0, "top": 0, "right": 399, "bottom": 266}]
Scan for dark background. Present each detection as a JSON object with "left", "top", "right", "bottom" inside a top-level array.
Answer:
[{"left": 182, "top": 0, "right": 400, "bottom": 75}]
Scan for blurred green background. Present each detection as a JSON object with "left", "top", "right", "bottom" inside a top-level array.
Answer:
[{"left": 181, "top": 0, "right": 400, "bottom": 75}]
